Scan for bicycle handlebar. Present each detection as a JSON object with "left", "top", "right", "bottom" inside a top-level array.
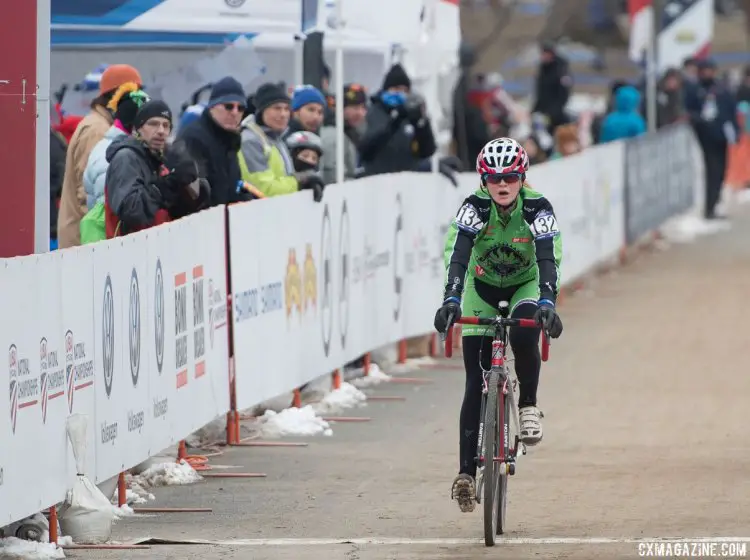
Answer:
[{"left": 444, "top": 316, "right": 550, "bottom": 362}]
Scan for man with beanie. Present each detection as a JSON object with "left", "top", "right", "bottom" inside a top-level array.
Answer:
[
  {"left": 84, "top": 84, "right": 150, "bottom": 209},
  {"left": 342, "top": 83, "right": 368, "bottom": 148},
  {"left": 288, "top": 85, "right": 357, "bottom": 185},
  {"left": 359, "top": 63, "right": 436, "bottom": 176},
  {"left": 105, "top": 100, "right": 207, "bottom": 237},
  {"left": 58, "top": 64, "right": 142, "bottom": 248},
  {"left": 179, "top": 76, "right": 254, "bottom": 206},
  {"left": 238, "top": 82, "right": 323, "bottom": 197}
]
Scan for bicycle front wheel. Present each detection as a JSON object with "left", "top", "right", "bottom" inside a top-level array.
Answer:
[
  {"left": 483, "top": 370, "right": 500, "bottom": 546},
  {"left": 496, "top": 382, "right": 510, "bottom": 535}
]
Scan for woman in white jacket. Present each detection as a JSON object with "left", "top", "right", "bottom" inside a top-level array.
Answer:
[{"left": 83, "top": 84, "right": 149, "bottom": 209}]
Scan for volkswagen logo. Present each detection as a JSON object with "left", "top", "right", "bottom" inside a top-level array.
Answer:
[
  {"left": 393, "top": 193, "right": 403, "bottom": 322},
  {"left": 321, "top": 204, "right": 333, "bottom": 357},
  {"left": 129, "top": 269, "right": 140, "bottom": 387},
  {"left": 154, "top": 259, "right": 165, "bottom": 373},
  {"left": 338, "top": 199, "right": 350, "bottom": 349},
  {"left": 102, "top": 275, "right": 115, "bottom": 398},
  {"left": 224, "top": 0, "right": 246, "bottom": 7}
]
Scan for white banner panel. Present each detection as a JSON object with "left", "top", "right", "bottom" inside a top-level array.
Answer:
[
  {"left": 59, "top": 246, "right": 98, "bottom": 480},
  {"left": 229, "top": 174, "right": 453, "bottom": 411},
  {"left": 0, "top": 254, "right": 69, "bottom": 524}
]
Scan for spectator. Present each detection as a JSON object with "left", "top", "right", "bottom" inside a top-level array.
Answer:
[
  {"left": 57, "top": 64, "right": 142, "bottom": 248},
  {"left": 83, "top": 84, "right": 150, "bottom": 210},
  {"left": 591, "top": 80, "right": 626, "bottom": 144},
  {"left": 599, "top": 85, "right": 647, "bottom": 142},
  {"left": 453, "top": 42, "right": 490, "bottom": 171},
  {"left": 735, "top": 65, "right": 750, "bottom": 103},
  {"left": 179, "top": 77, "right": 254, "bottom": 205},
  {"left": 550, "top": 123, "right": 582, "bottom": 159},
  {"left": 49, "top": 129, "right": 67, "bottom": 250},
  {"left": 359, "top": 64, "right": 436, "bottom": 176},
  {"left": 521, "top": 135, "right": 547, "bottom": 165},
  {"left": 342, "top": 83, "right": 368, "bottom": 149},
  {"left": 178, "top": 103, "right": 205, "bottom": 132},
  {"left": 285, "top": 131, "right": 325, "bottom": 201},
  {"left": 239, "top": 83, "right": 323, "bottom": 197},
  {"left": 684, "top": 59, "right": 739, "bottom": 220},
  {"left": 104, "top": 100, "right": 207, "bottom": 237},
  {"left": 682, "top": 57, "right": 699, "bottom": 84},
  {"left": 532, "top": 42, "right": 573, "bottom": 133},
  {"left": 289, "top": 85, "right": 357, "bottom": 185},
  {"left": 657, "top": 68, "right": 685, "bottom": 128}
]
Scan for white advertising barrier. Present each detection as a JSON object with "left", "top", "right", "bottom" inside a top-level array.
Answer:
[
  {"left": 228, "top": 173, "right": 461, "bottom": 411},
  {"left": 0, "top": 207, "right": 229, "bottom": 525},
  {"left": 457, "top": 141, "right": 626, "bottom": 284}
]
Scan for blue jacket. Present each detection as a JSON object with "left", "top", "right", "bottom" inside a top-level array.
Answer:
[
  {"left": 600, "top": 86, "right": 647, "bottom": 143},
  {"left": 83, "top": 126, "right": 126, "bottom": 209}
]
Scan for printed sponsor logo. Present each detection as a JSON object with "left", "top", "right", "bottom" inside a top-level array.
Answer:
[
  {"left": 393, "top": 194, "right": 403, "bottom": 322},
  {"left": 102, "top": 275, "right": 115, "bottom": 398},
  {"left": 475, "top": 265, "right": 485, "bottom": 276},
  {"left": 512, "top": 237, "right": 530, "bottom": 243},
  {"left": 208, "top": 278, "right": 228, "bottom": 349},
  {"left": 338, "top": 199, "right": 350, "bottom": 350},
  {"left": 175, "top": 271, "right": 189, "bottom": 389},
  {"left": 224, "top": 0, "right": 246, "bottom": 7},
  {"left": 192, "top": 265, "right": 206, "bottom": 380},
  {"left": 129, "top": 268, "right": 141, "bottom": 387},
  {"left": 320, "top": 204, "right": 332, "bottom": 355},
  {"left": 8, "top": 343, "right": 39, "bottom": 434},
  {"left": 155, "top": 259, "right": 165, "bottom": 374}
]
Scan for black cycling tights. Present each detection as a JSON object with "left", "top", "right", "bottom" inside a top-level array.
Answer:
[{"left": 458, "top": 301, "right": 540, "bottom": 477}]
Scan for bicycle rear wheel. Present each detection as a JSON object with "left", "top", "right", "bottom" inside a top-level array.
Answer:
[{"left": 482, "top": 370, "right": 500, "bottom": 546}]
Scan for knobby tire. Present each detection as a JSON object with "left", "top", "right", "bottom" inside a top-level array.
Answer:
[{"left": 483, "top": 370, "right": 500, "bottom": 546}]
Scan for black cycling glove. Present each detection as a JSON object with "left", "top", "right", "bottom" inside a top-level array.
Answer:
[
  {"left": 434, "top": 295, "right": 461, "bottom": 334},
  {"left": 534, "top": 299, "right": 563, "bottom": 338}
]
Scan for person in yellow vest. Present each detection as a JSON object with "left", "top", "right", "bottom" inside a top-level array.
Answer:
[{"left": 238, "top": 83, "right": 324, "bottom": 198}]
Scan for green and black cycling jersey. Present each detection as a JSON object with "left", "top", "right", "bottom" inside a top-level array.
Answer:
[{"left": 443, "top": 185, "right": 563, "bottom": 303}]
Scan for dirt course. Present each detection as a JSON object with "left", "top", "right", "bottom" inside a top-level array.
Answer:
[{"left": 67, "top": 211, "right": 750, "bottom": 559}]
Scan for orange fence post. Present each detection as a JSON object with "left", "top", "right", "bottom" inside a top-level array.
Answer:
[
  {"left": 363, "top": 353, "right": 371, "bottom": 375},
  {"left": 117, "top": 472, "right": 127, "bottom": 507},
  {"left": 48, "top": 506, "right": 58, "bottom": 544},
  {"left": 292, "top": 388, "right": 302, "bottom": 408},
  {"left": 332, "top": 369, "right": 342, "bottom": 390},
  {"left": 398, "top": 340, "right": 407, "bottom": 364}
]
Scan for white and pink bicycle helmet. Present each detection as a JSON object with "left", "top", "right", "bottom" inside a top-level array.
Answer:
[{"left": 476, "top": 137, "right": 530, "bottom": 176}]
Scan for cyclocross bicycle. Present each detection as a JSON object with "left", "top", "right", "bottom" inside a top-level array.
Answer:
[{"left": 444, "top": 301, "right": 550, "bottom": 546}]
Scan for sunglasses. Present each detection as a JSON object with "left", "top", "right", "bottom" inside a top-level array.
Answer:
[
  {"left": 222, "top": 103, "right": 246, "bottom": 113},
  {"left": 484, "top": 172, "right": 522, "bottom": 185}
]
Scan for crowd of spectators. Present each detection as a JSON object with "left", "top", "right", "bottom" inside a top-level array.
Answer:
[
  {"left": 455, "top": 42, "right": 745, "bottom": 222},
  {"left": 50, "top": 60, "right": 469, "bottom": 248}
]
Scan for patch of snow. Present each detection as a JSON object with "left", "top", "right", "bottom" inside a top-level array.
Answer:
[
  {"left": 129, "top": 460, "right": 202, "bottom": 490},
  {"left": 300, "top": 374, "right": 334, "bottom": 402},
  {"left": 350, "top": 364, "right": 392, "bottom": 388},
  {"left": 184, "top": 416, "right": 227, "bottom": 447},
  {"left": 120, "top": 480, "right": 155, "bottom": 504},
  {"left": 258, "top": 406, "right": 333, "bottom": 438},
  {"left": 660, "top": 215, "right": 731, "bottom": 243},
  {"left": 387, "top": 356, "right": 436, "bottom": 375},
  {"left": 312, "top": 382, "right": 367, "bottom": 415},
  {"left": 55, "top": 537, "right": 73, "bottom": 548},
  {"left": 111, "top": 504, "right": 135, "bottom": 519},
  {"left": 0, "top": 538, "right": 65, "bottom": 559}
]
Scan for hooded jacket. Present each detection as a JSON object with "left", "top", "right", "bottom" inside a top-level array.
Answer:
[
  {"left": 599, "top": 85, "right": 647, "bottom": 143},
  {"left": 104, "top": 135, "right": 170, "bottom": 237},
  {"left": 83, "top": 123, "right": 128, "bottom": 209}
]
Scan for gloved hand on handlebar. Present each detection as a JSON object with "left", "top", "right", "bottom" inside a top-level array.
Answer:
[
  {"left": 533, "top": 299, "right": 563, "bottom": 338},
  {"left": 434, "top": 294, "right": 461, "bottom": 334}
]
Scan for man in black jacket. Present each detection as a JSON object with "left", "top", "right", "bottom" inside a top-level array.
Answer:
[
  {"left": 359, "top": 64, "right": 436, "bottom": 176},
  {"left": 178, "top": 76, "right": 254, "bottom": 206},
  {"left": 532, "top": 43, "right": 572, "bottom": 133},
  {"left": 105, "top": 100, "right": 207, "bottom": 235}
]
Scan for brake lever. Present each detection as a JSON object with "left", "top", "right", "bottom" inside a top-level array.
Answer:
[{"left": 439, "top": 311, "right": 456, "bottom": 342}]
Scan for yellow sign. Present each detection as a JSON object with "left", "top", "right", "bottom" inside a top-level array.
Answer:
[
  {"left": 285, "top": 248, "right": 302, "bottom": 318},
  {"left": 303, "top": 244, "right": 317, "bottom": 311},
  {"left": 285, "top": 244, "right": 317, "bottom": 319}
]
